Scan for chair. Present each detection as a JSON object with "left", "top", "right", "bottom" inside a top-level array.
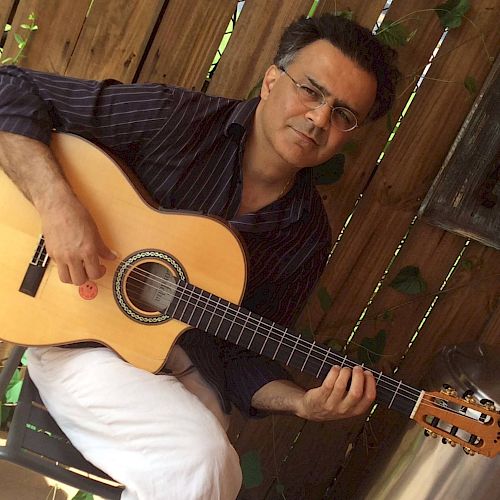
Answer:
[{"left": 0, "top": 345, "right": 124, "bottom": 499}]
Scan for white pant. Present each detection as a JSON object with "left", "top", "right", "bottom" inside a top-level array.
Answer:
[{"left": 26, "top": 346, "right": 242, "bottom": 500}]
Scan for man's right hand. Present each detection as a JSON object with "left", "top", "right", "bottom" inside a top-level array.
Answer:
[
  {"left": 40, "top": 195, "right": 116, "bottom": 286},
  {"left": 0, "top": 132, "right": 116, "bottom": 286}
]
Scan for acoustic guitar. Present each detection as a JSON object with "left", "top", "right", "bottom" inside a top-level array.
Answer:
[{"left": 0, "top": 133, "right": 498, "bottom": 458}]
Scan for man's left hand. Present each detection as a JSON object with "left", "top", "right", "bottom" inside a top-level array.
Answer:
[{"left": 296, "top": 366, "right": 376, "bottom": 421}]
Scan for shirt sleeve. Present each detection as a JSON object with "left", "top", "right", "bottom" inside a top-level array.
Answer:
[
  {"left": 0, "top": 65, "right": 173, "bottom": 163},
  {"left": 222, "top": 239, "right": 330, "bottom": 418}
]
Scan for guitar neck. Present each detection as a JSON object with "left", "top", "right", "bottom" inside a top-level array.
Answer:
[{"left": 168, "top": 281, "right": 421, "bottom": 418}]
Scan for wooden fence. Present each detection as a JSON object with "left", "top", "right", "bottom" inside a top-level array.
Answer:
[{"left": 1, "top": 0, "right": 498, "bottom": 498}]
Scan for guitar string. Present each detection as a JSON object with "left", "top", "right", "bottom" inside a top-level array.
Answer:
[
  {"left": 124, "top": 272, "right": 496, "bottom": 428},
  {"left": 123, "top": 269, "right": 420, "bottom": 401},
  {"left": 123, "top": 265, "right": 479, "bottom": 411},
  {"left": 121, "top": 268, "right": 450, "bottom": 410},
  {"left": 70, "top": 258, "right": 493, "bottom": 423}
]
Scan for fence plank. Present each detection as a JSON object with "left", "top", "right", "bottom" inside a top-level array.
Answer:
[
  {"left": 345, "top": 222, "right": 466, "bottom": 368},
  {"left": 281, "top": 2, "right": 500, "bottom": 498},
  {"left": 480, "top": 303, "right": 500, "bottom": 346},
  {"left": 314, "top": 4, "right": 498, "bottom": 346},
  {"left": 315, "top": 0, "right": 386, "bottom": 23},
  {"left": 2, "top": 0, "right": 90, "bottom": 74},
  {"left": 137, "top": 0, "right": 236, "bottom": 90},
  {"left": 64, "top": 0, "right": 165, "bottom": 81},
  {"left": 397, "top": 242, "right": 500, "bottom": 385},
  {"left": 294, "top": 0, "right": 448, "bottom": 340},
  {"left": 0, "top": 0, "right": 15, "bottom": 34},
  {"left": 207, "top": 0, "right": 313, "bottom": 99}
]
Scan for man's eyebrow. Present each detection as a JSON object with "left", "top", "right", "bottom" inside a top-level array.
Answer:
[{"left": 306, "top": 75, "right": 360, "bottom": 117}]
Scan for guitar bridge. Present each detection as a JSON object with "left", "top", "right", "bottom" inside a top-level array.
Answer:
[{"left": 19, "top": 235, "right": 49, "bottom": 297}]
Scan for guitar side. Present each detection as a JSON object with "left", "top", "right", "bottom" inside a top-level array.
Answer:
[{"left": 0, "top": 133, "right": 247, "bottom": 372}]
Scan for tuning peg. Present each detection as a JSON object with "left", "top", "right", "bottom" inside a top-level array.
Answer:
[
  {"left": 463, "top": 389, "right": 478, "bottom": 404},
  {"left": 441, "top": 384, "right": 458, "bottom": 397},
  {"left": 441, "top": 437, "right": 457, "bottom": 447},
  {"left": 480, "top": 398, "right": 496, "bottom": 412},
  {"left": 424, "top": 429, "right": 438, "bottom": 438},
  {"left": 463, "top": 447, "right": 475, "bottom": 456}
]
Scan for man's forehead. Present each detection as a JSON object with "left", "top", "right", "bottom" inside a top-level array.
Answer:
[{"left": 288, "top": 40, "right": 377, "bottom": 118}]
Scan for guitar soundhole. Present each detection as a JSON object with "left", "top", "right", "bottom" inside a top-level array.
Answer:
[{"left": 124, "top": 260, "right": 177, "bottom": 315}]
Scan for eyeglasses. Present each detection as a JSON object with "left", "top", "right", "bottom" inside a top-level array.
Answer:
[{"left": 279, "top": 67, "right": 358, "bottom": 132}]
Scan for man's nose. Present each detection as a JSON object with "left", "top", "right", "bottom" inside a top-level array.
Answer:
[{"left": 305, "top": 104, "right": 331, "bottom": 130}]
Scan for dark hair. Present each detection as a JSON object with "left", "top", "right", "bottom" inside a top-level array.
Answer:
[{"left": 274, "top": 14, "right": 401, "bottom": 120}]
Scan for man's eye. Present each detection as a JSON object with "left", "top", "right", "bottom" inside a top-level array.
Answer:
[
  {"left": 299, "top": 85, "right": 320, "bottom": 99},
  {"left": 334, "top": 108, "right": 352, "bottom": 124}
]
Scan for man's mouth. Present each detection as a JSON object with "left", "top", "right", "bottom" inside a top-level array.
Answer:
[{"left": 291, "top": 128, "right": 318, "bottom": 145}]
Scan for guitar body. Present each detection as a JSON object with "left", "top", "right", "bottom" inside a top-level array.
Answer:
[{"left": 0, "top": 133, "right": 247, "bottom": 372}]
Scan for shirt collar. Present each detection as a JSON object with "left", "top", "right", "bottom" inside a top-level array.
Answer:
[
  {"left": 225, "top": 97, "right": 316, "bottom": 233},
  {"left": 224, "top": 97, "right": 259, "bottom": 141}
]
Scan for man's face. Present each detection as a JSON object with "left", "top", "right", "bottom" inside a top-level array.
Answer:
[{"left": 257, "top": 39, "right": 378, "bottom": 169}]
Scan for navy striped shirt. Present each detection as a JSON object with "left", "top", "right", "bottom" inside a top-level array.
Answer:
[{"left": 0, "top": 66, "right": 332, "bottom": 417}]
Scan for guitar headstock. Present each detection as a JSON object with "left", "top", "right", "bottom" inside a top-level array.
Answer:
[{"left": 412, "top": 385, "right": 500, "bottom": 458}]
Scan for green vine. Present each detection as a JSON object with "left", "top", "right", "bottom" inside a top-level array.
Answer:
[{"left": 0, "top": 12, "right": 38, "bottom": 66}]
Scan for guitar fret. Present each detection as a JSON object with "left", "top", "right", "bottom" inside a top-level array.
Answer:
[
  {"left": 235, "top": 309, "right": 250, "bottom": 346},
  {"left": 388, "top": 380, "right": 402, "bottom": 409},
  {"left": 214, "top": 301, "right": 230, "bottom": 337},
  {"left": 185, "top": 285, "right": 203, "bottom": 326},
  {"left": 271, "top": 325, "right": 284, "bottom": 360},
  {"left": 193, "top": 289, "right": 209, "bottom": 329},
  {"left": 300, "top": 341, "right": 315, "bottom": 372},
  {"left": 316, "top": 349, "right": 329, "bottom": 378},
  {"left": 224, "top": 304, "right": 236, "bottom": 340},
  {"left": 259, "top": 321, "right": 274, "bottom": 355},
  {"left": 170, "top": 284, "right": 184, "bottom": 318},
  {"left": 204, "top": 295, "right": 220, "bottom": 332},
  {"left": 285, "top": 335, "right": 301, "bottom": 366},
  {"left": 178, "top": 284, "right": 194, "bottom": 322},
  {"left": 247, "top": 317, "right": 262, "bottom": 350}
]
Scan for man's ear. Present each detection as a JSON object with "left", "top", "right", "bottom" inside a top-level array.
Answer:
[{"left": 260, "top": 65, "right": 280, "bottom": 100}]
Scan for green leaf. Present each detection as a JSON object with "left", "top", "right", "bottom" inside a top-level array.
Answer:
[
  {"left": 358, "top": 330, "right": 387, "bottom": 365},
  {"left": 312, "top": 154, "right": 345, "bottom": 185},
  {"left": 341, "top": 140, "right": 359, "bottom": 156},
  {"left": 436, "top": 0, "right": 470, "bottom": 29},
  {"left": 326, "top": 339, "right": 343, "bottom": 353},
  {"left": 71, "top": 491, "right": 94, "bottom": 500},
  {"left": 389, "top": 266, "right": 427, "bottom": 295},
  {"left": 376, "top": 19, "right": 410, "bottom": 48},
  {"left": 461, "top": 258, "right": 473, "bottom": 270},
  {"left": 241, "top": 450, "right": 263, "bottom": 489},
  {"left": 20, "top": 24, "right": 31, "bottom": 29},
  {"left": 464, "top": 75, "right": 477, "bottom": 97},
  {"left": 276, "top": 483, "right": 285, "bottom": 495},
  {"left": 5, "top": 380, "right": 23, "bottom": 404},
  {"left": 298, "top": 326, "right": 314, "bottom": 340},
  {"left": 247, "top": 78, "right": 263, "bottom": 100},
  {"left": 382, "top": 309, "right": 394, "bottom": 322},
  {"left": 386, "top": 110, "right": 394, "bottom": 133},
  {"left": 337, "top": 10, "right": 354, "bottom": 21},
  {"left": 4, "top": 24, "right": 11, "bottom": 32},
  {"left": 318, "top": 287, "right": 333, "bottom": 312},
  {"left": 21, "top": 353, "right": 28, "bottom": 366},
  {"left": 14, "top": 33, "right": 26, "bottom": 48}
]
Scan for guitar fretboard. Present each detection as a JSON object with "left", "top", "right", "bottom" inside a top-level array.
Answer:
[{"left": 167, "top": 280, "right": 421, "bottom": 417}]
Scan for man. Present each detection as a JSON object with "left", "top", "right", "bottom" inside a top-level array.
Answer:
[{"left": 0, "top": 14, "right": 399, "bottom": 500}]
